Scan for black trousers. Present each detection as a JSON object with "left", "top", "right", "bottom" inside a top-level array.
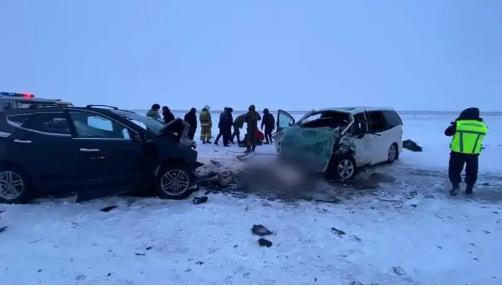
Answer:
[
  {"left": 188, "top": 128, "right": 196, "bottom": 140},
  {"left": 215, "top": 128, "right": 230, "bottom": 145},
  {"left": 264, "top": 128, "right": 273, "bottom": 143},
  {"left": 448, "top": 152, "right": 479, "bottom": 186}
]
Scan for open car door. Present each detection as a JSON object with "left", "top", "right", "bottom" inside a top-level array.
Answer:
[{"left": 276, "top": 109, "right": 296, "bottom": 132}]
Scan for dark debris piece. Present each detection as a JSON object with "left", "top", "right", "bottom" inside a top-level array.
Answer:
[
  {"left": 403, "top": 139, "right": 423, "bottom": 152},
  {"left": 252, "top": 224, "right": 273, "bottom": 236},
  {"left": 100, "top": 205, "right": 118, "bottom": 212},
  {"left": 0, "top": 226, "right": 7, "bottom": 233},
  {"left": 193, "top": 196, "right": 208, "bottom": 205},
  {"left": 258, "top": 238, "right": 272, "bottom": 247},
  {"left": 331, "top": 227, "right": 346, "bottom": 236}
]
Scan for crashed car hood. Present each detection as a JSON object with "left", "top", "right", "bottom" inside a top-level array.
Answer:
[{"left": 278, "top": 126, "right": 339, "bottom": 172}]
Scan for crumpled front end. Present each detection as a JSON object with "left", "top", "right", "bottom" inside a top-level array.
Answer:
[{"left": 278, "top": 126, "right": 356, "bottom": 173}]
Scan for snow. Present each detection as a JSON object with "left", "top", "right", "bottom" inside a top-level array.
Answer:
[{"left": 1, "top": 112, "right": 502, "bottom": 284}]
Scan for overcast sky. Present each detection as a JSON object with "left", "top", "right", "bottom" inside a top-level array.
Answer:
[{"left": 1, "top": 0, "right": 501, "bottom": 111}]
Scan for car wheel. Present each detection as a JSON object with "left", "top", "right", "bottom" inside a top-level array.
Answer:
[
  {"left": 155, "top": 164, "right": 195, "bottom": 200},
  {"left": 333, "top": 156, "right": 357, "bottom": 180},
  {"left": 387, "top": 143, "right": 399, "bottom": 163},
  {"left": 0, "top": 164, "right": 32, "bottom": 204}
]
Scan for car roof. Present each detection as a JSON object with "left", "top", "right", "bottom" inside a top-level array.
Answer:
[
  {"left": 0, "top": 96, "right": 63, "bottom": 103},
  {"left": 314, "top": 106, "right": 396, "bottom": 114}
]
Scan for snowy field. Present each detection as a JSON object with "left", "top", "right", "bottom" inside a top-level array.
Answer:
[{"left": 1, "top": 111, "right": 502, "bottom": 284}]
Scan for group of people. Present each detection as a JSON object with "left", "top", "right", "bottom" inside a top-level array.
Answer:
[{"left": 146, "top": 104, "right": 276, "bottom": 153}]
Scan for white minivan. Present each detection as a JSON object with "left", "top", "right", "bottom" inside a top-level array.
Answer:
[{"left": 273, "top": 107, "right": 403, "bottom": 180}]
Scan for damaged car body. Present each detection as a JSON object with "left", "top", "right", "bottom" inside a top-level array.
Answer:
[
  {"left": 274, "top": 107, "right": 404, "bottom": 180},
  {"left": 0, "top": 104, "right": 199, "bottom": 204}
]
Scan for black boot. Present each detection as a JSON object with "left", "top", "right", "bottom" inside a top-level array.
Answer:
[
  {"left": 244, "top": 146, "right": 251, "bottom": 153},
  {"left": 450, "top": 183, "right": 460, "bottom": 196},
  {"left": 465, "top": 184, "right": 474, "bottom": 195}
]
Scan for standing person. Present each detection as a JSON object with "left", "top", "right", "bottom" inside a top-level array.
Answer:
[
  {"left": 232, "top": 113, "right": 246, "bottom": 145},
  {"left": 162, "top": 106, "right": 175, "bottom": 124},
  {"left": 214, "top": 107, "right": 232, "bottom": 147},
  {"left": 227, "top": 107, "right": 234, "bottom": 143},
  {"left": 244, "top": 104, "right": 261, "bottom": 153},
  {"left": 199, "top": 106, "right": 212, "bottom": 144},
  {"left": 184, "top": 108, "right": 197, "bottom": 140},
  {"left": 445, "top": 107, "right": 488, "bottom": 196},
  {"left": 146, "top": 104, "right": 161, "bottom": 120},
  {"left": 261, "top": 108, "right": 275, "bottom": 144}
]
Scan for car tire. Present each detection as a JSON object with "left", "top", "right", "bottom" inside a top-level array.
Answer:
[
  {"left": 155, "top": 163, "right": 195, "bottom": 200},
  {"left": 0, "top": 164, "right": 32, "bottom": 204},
  {"left": 331, "top": 155, "right": 357, "bottom": 180},
  {"left": 387, "top": 143, "right": 399, "bottom": 163}
]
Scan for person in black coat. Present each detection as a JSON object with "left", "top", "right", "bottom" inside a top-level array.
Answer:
[
  {"left": 214, "top": 107, "right": 233, "bottom": 147},
  {"left": 184, "top": 108, "right": 197, "bottom": 140},
  {"left": 261, "top": 108, "right": 275, "bottom": 144},
  {"left": 162, "top": 106, "right": 175, "bottom": 124}
]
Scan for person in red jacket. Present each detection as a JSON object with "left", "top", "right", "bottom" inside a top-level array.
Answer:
[{"left": 256, "top": 129, "right": 264, "bottom": 143}]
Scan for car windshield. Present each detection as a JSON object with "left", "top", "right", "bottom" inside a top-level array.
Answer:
[{"left": 112, "top": 110, "right": 165, "bottom": 134}]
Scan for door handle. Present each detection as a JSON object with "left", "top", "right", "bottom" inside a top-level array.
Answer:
[
  {"left": 14, "top": 139, "right": 32, "bottom": 144},
  {"left": 80, "top": 148, "right": 100, "bottom": 152}
]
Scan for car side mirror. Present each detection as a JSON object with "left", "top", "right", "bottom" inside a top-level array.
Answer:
[{"left": 132, "top": 132, "right": 145, "bottom": 141}]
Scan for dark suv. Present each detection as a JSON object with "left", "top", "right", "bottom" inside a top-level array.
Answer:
[{"left": 0, "top": 104, "right": 199, "bottom": 204}]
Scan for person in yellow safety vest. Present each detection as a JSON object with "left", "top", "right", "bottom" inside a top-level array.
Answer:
[
  {"left": 199, "top": 106, "right": 212, "bottom": 144},
  {"left": 444, "top": 107, "right": 488, "bottom": 196}
]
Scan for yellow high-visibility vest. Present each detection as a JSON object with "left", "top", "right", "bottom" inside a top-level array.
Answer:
[{"left": 451, "top": 120, "right": 488, "bottom": 154}]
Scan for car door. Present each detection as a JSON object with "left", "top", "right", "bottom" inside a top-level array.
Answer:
[
  {"left": 67, "top": 110, "right": 146, "bottom": 201},
  {"left": 3, "top": 110, "right": 79, "bottom": 193},
  {"left": 366, "top": 110, "right": 393, "bottom": 163},
  {"left": 350, "top": 112, "right": 373, "bottom": 166},
  {"left": 276, "top": 109, "right": 296, "bottom": 132}
]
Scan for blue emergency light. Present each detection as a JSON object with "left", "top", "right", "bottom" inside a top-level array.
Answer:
[{"left": 0, "top": 92, "right": 35, "bottom": 98}]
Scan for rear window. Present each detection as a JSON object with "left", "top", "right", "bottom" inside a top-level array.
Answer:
[{"left": 383, "top": 110, "right": 403, "bottom": 126}]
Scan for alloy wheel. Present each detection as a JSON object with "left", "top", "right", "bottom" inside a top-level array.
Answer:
[
  {"left": 0, "top": 171, "right": 24, "bottom": 200},
  {"left": 160, "top": 169, "right": 190, "bottom": 195},
  {"left": 388, "top": 144, "right": 397, "bottom": 162},
  {"left": 337, "top": 159, "right": 355, "bottom": 179}
]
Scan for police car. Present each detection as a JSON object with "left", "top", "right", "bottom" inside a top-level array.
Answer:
[{"left": 0, "top": 92, "right": 73, "bottom": 111}]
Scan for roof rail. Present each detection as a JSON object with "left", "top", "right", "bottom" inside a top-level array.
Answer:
[{"left": 86, "top": 104, "right": 118, "bottom": 110}]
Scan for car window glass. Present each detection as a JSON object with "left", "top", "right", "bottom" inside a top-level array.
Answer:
[
  {"left": 129, "top": 119, "right": 147, "bottom": 130},
  {"left": 278, "top": 112, "right": 295, "bottom": 129},
  {"left": 353, "top": 113, "right": 369, "bottom": 133},
  {"left": 0, "top": 101, "right": 12, "bottom": 111},
  {"left": 6, "top": 114, "right": 31, "bottom": 127},
  {"left": 27, "top": 113, "right": 71, "bottom": 135},
  {"left": 383, "top": 111, "right": 403, "bottom": 127},
  {"left": 300, "top": 113, "right": 321, "bottom": 124},
  {"left": 69, "top": 111, "right": 131, "bottom": 139},
  {"left": 368, "top": 111, "right": 388, "bottom": 132}
]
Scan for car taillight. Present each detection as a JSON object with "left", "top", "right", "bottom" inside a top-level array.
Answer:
[{"left": 23, "top": 93, "right": 34, "bottom": 98}]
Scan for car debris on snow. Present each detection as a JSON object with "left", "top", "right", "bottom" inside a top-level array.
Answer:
[
  {"left": 258, "top": 238, "right": 273, "bottom": 247},
  {"left": 403, "top": 139, "right": 423, "bottom": 152},
  {"left": 192, "top": 196, "right": 208, "bottom": 204},
  {"left": 251, "top": 224, "right": 273, "bottom": 236},
  {"left": 100, "top": 205, "right": 118, "bottom": 212},
  {"left": 331, "top": 227, "right": 347, "bottom": 236}
]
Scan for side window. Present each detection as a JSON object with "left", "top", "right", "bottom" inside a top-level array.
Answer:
[
  {"left": 0, "top": 101, "right": 13, "bottom": 111},
  {"left": 25, "top": 113, "right": 71, "bottom": 135},
  {"left": 69, "top": 111, "right": 131, "bottom": 139},
  {"left": 367, "top": 111, "right": 388, "bottom": 132},
  {"left": 6, "top": 114, "right": 32, "bottom": 127},
  {"left": 353, "top": 113, "right": 369, "bottom": 133},
  {"left": 383, "top": 110, "right": 403, "bottom": 127}
]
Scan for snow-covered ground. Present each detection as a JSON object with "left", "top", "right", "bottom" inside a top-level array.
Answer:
[{"left": 1, "top": 112, "right": 502, "bottom": 284}]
